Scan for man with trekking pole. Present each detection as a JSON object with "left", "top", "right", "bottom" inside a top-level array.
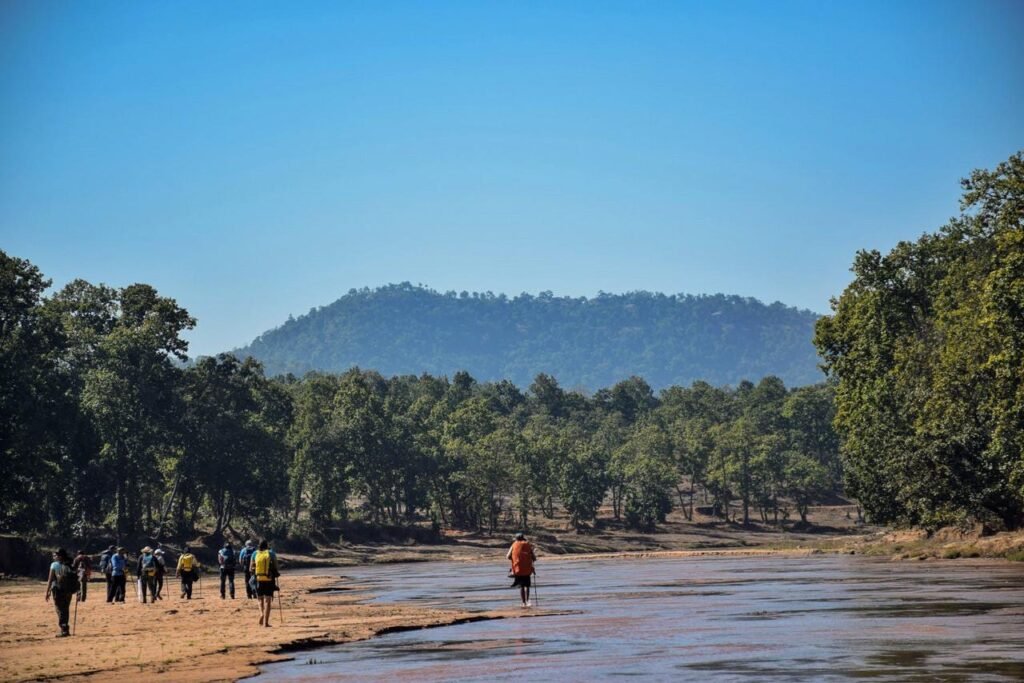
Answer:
[
  {"left": 250, "top": 539, "right": 280, "bottom": 626},
  {"left": 506, "top": 532, "right": 537, "bottom": 608},
  {"left": 175, "top": 546, "right": 199, "bottom": 599}
]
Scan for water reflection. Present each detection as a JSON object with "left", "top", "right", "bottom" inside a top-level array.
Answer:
[{"left": 258, "top": 555, "right": 1024, "bottom": 681}]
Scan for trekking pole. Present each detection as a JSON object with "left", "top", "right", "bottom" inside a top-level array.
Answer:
[
  {"left": 532, "top": 571, "right": 539, "bottom": 608},
  {"left": 277, "top": 579, "right": 284, "bottom": 624},
  {"left": 198, "top": 570, "right": 203, "bottom": 599},
  {"left": 72, "top": 594, "right": 79, "bottom": 635}
]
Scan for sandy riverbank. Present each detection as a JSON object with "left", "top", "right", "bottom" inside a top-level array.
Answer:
[
  {"left": 0, "top": 573, "right": 526, "bottom": 683},
  {"left": 6, "top": 510, "right": 1021, "bottom": 682}
]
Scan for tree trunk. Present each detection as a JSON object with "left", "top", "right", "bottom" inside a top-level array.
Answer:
[
  {"left": 741, "top": 452, "right": 750, "bottom": 526},
  {"left": 158, "top": 471, "right": 181, "bottom": 540}
]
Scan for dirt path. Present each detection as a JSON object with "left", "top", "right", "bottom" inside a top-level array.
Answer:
[{"left": 0, "top": 574, "right": 521, "bottom": 682}]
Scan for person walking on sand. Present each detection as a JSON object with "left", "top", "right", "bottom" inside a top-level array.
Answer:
[
  {"left": 153, "top": 548, "right": 167, "bottom": 600},
  {"left": 72, "top": 549, "right": 92, "bottom": 602},
  {"left": 136, "top": 546, "right": 159, "bottom": 604},
  {"left": 251, "top": 539, "right": 280, "bottom": 627},
  {"left": 506, "top": 532, "right": 537, "bottom": 607},
  {"left": 45, "top": 548, "right": 78, "bottom": 637},
  {"left": 109, "top": 547, "right": 128, "bottom": 603},
  {"left": 218, "top": 541, "right": 237, "bottom": 599},
  {"left": 176, "top": 546, "right": 199, "bottom": 599},
  {"left": 99, "top": 545, "right": 115, "bottom": 602},
  {"left": 238, "top": 540, "right": 257, "bottom": 599}
]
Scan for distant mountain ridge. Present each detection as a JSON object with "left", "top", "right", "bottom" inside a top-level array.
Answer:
[{"left": 232, "top": 283, "right": 824, "bottom": 390}]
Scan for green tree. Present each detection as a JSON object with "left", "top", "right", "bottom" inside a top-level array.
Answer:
[
  {"left": 0, "top": 252, "right": 66, "bottom": 531},
  {"left": 287, "top": 373, "right": 347, "bottom": 527},
  {"left": 816, "top": 151, "right": 1024, "bottom": 530},
  {"left": 558, "top": 440, "right": 608, "bottom": 529},
  {"left": 618, "top": 421, "right": 675, "bottom": 530}
]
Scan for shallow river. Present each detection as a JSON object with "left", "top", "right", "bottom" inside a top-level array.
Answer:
[{"left": 258, "top": 554, "right": 1024, "bottom": 681}]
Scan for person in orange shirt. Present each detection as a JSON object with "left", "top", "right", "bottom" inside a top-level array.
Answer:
[{"left": 506, "top": 532, "right": 536, "bottom": 607}]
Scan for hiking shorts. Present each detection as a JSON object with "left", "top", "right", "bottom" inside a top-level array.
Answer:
[
  {"left": 256, "top": 580, "right": 276, "bottom": 597},
  {"left": 511, "top": 575, "right": 531, "bottom": 588}
]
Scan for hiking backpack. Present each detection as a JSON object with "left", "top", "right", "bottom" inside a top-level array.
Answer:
[
  {"left": 142, "top": 553, "right": 156, "bottom": 576},
  {"left": 221, "top": 547, "right": 236, "bottom": 569},
  {"left": 254, "top": 550, "right": 274, "bottom": 581},
  {"left": 54, "top": 563, "right": 81, "bottom": 595}
]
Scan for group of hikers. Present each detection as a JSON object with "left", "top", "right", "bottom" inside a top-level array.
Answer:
[
  {"left": 45, "top": 532, "right": 539, "bottom": 638},
  {"left": 44, "top": 539, "right": 282, "bottom": 637}
]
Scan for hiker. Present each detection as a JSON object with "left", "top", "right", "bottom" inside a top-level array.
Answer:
[
  {"left": 153, "top": 549, "right": 167, "bottom": 600},
  {"left": 72, "top": 549, "right": 92, "bottom": 602},
  {"left": 250, "top": 539, "right": 280, "bottom": 627},
  {"left": 99, "top": 545, "right": 115, "bottom": 602},
  {"left": 218, "top": 541, "right": 237, "bottom": 599},
  {"left": 45, "top": 548, "right": 78, "bottom": 637},
  {"left": 238, "top": 540, "right": 257, "bottom": 599},
  {"left": 109, "top": 547, "right": 128, "bottom": 602},
  {"left": 506, "top": 532, "right": 537, "bottom": 607},
  {"left": 136, "top": 546, "right": 159, "bottom": 603},
  {"left": 176, "top": 546, "right": 199, "bottom": 599}
]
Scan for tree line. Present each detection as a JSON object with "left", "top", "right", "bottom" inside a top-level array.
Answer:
[
  {"left": 1, "top": 253, "right": 840, "bottom": 542},
  {"left": 815, "top": 151, "right": 1024, "bottom": 532}
]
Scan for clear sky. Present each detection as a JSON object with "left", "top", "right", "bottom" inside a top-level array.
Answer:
[{"left": 2, "top": 1, "right": 1022, "bottom": 357}]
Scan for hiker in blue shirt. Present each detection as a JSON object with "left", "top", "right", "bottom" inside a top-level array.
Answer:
[
  {"left": 109, "top": 547, "right": 128, "bottom": 603},
  {"left": 238, "top": 540, "right": 257, "bottom": 599},
  {"left": 99, "top": 545, "right": 116, "bottom": 602},
  {"left": 218, "top": 542, "right": 237, "bottom": 599}
]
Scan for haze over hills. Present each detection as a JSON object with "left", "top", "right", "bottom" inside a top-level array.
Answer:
[{"left": 232, "top": 283, "right": 824, "bottom": 390}]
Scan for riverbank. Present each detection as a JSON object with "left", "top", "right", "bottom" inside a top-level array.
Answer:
[
  {"left": 842, "top": 527, "right": 1024, "bottom": 562},
  {"left": 0, "top": 574, "right": 528, "bottom": 682},
  {"left": 4, "top": 525, "right": 1023, "bottom": 682}
]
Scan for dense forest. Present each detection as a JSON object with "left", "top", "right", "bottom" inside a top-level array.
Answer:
[
  {"left": 234, "top": 286, "right": 823, "bottom": 390},
  {"left": 0, "top": 250, "right": 839, "bottom": 541},
  {"left": 816, "top": 151, "right": 1024, "bottom": 532},
  {"left": 3, "top": 153, "right": 1019, "bottom": 544}
]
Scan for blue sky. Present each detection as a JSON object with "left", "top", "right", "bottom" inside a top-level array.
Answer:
[{"left": 2, "top": 1, "right": 1021, "bottom": 357}]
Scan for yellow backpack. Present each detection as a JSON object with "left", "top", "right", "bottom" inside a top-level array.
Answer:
[
  {"left": 255, "top": 550, "right": 273, "bottom": 582},
  {"left": 180, "top": 554, "right": 194, "bottom": 571}
]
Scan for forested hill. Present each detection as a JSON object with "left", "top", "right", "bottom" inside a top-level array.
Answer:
[{"left": 233, "top": 285, "right": 824, "bottom": 389}]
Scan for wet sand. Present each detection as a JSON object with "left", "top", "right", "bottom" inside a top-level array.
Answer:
[
  {"left": 261, "top": 554, "right": 1024, "bottom": 681},
  {"left": 0, "top": 574, "right": 521, "bottom": 682}
]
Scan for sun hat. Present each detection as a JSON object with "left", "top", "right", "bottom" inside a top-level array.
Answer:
[
  {"left": 514, "top": 532, "right": 525, "bottom": 540},
  {"left": 141, "top": 546, "right": 153, "bottom": 553}
]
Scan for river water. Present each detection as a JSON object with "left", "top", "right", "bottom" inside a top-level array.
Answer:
[{"left": 258, "top": 554, "right": 1024, "bottom": 681}]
